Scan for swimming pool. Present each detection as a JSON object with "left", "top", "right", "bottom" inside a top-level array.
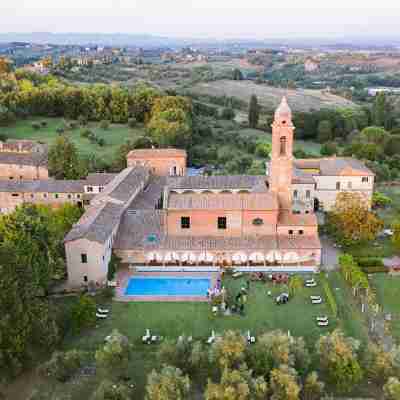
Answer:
[{"left": 124, "top": 276, "right": 211, "bottom": 296}]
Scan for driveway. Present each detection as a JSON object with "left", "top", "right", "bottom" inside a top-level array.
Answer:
[{"left": 320, "top": 235, "right": 341, "bottom": 271}]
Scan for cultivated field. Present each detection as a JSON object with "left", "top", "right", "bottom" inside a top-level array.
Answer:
[{"left": 189, "top": 80, "right": 358, "bottom": 112}]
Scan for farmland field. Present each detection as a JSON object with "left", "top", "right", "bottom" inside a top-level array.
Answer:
[{"left": 189, "top": 80, "right": 358, "bottom": 112}]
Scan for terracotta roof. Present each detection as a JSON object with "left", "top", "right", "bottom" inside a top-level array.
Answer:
[
  {"left": 127, "top": 148, "right": 187, "bottom": 159},
  {"left": 278, "top": 210, "right": 318, "bottom": 226},
  {"left": 168, "top": 192, "right": 279, "bottom": 211},
  {"left": 292, "top": 168, "right": 315, "bottom": 184},
  {"left": 85, "top": 173, "right": 118, "bottom": 186},
  {"left": 0, "top": 151, "right": 48, "bottom": 167},
  {"left": 93, "top": 166, "right": 149, "bottom": 204},
  {"left": 294, "top": 157, "right": 374, "bottom": 176},
  {"left": 0, "top": 179, "right": 85, "bottom": 193},
  {"left": 168, "top": 175, "right": 267, "bottom": 191},
  {"left": 65, "top": 202, "right": 124, "bottom": 243},
  {"left": 1, "top": 139, "right": 47, "bottom": 153},
  {"left": 275, "top": 96, "right": 292, "bottom": 120},
  {"left": 128, "top": 177, "right": 166, "bottom": 209}
]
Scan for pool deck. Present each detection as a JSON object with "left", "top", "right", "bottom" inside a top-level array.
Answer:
[{"left": 115, "top": 268, "right": 219, "bottom": 302}]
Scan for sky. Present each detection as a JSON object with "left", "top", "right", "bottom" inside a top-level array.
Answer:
[{"left": 1, "top": 0, "right": 400, "bottom": 39}]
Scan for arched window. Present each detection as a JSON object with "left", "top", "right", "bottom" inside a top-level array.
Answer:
[
  {"left": 280, "top": 136, "right": 286, "bottom": 156},
  {"left": 293, "top": 190, "right": 298, "bottom": 199}
]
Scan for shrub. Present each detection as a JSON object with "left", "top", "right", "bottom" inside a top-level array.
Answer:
[
  {"left": 78, "top": 115, "right": 88, "bottom": 126},
  {"left": 32, "top": 122, "right": 41, "bottom": 130},
  {"left": 356, "top": 257, "right": 384, "bottom": 268},
  {"left": 80, "top": 128, "right": 92, "bottom": 138},
  {"left": 71, "top": 295, "right": 96, "bottom": 333},
  {"left": 39, "top": 350, "right": 86, "bottom": 382},
  {"left": 128, "top": 117, "right": 137, "bottom": 128},
  {"left": 360, "top": 266, "right": 387, "bottom": 274},
  {"left": 69, "top": 121, "right": 78, "bottom": 130},
  {"left": 220, "top": 107, "right": 236, "bottom": 120},
  {"left": 320, "top": 142, "right": 338, "bottom": 156},
  {"left": 40, "top": 121, "right": 48, "bottom": 128},
  {"left": 100, "top": 120, "right": 110, "bottom": 130},
  {"left": 320, "top": 273, "right": 337, "bottom": 317},
  {"left": 56, "top": 127, "right": 65, "bottom": 135},
  {"left": 97, "top": 138, "right": 106, "bottom": 147}
]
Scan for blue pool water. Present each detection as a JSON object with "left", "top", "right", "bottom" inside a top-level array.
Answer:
[{"left": 124, "top": 276, "right": 211, "bottom": 296}]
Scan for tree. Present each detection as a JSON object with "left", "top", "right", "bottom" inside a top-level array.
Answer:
[
  {"left": 363, "top": 343, "right": 399, "bottom": 384},
  {"left": 255, "top": 141, "right": 271, "bottom": 158},
  {"left": 48, "top": 135, "right": 86, "bottom": 179},
  {"left": 372, "top": 191, "right": 392, "bottom": 209},
  {"left": 327, "top": 192, "right": 383, "bottom": 246},
  {"left": 91, "top": 380, "right": 133, "bottom": 400},
  {"left": 317, "top": 120, "right": 333, "bottom": 142},
  {"left": 0, "top": 244, "right": 59, "bottom": 378},
  {"left": 147, "top": 96, "right": 192, "bottom": 147},
  {"left": 248, "top": 94, "right": 259, "bottom": 128},
  {"left": 209, "top": 330, "right": 247, "bottom": 371},
  {"left": 320, "top": 142, "right": 338, "bottom": 156},
  {"left": 385, "top": 135, "right": 400, "bottom": 157},
  {"left": 247, "top": 330, "right": 310, "bottom": 378},
  {"left": 145, "top": 365, "right": 190, "bottom": 400},
  {"left": 0, "top": 57, "right": 12, "bottom": 74},
  {"left": 71, "top": 295, "right": 96, "bottom": 333},
  {"left": 39, "top": 350, "right": 86, "bottom": 382},
  {"left": 110, "top": 88, "right": 129, "bottom": 123},
  {"left": 303, "top": 372, "right": 324, "bottom": 400},
  {"left": 204, "top": 366, "right": 268, "bottom": 400},
  {"left": 220, "top": 107, "right": 235, "bottom": 120},
  {"left": 270, "top": 365, "right": 301, "bottom": 400},
  {"left": 232, "top": 68, "right": 244, "bottom": 81},
  {"left": 384, "top": 377, "right": 400, "bottom": 400},
  {"left": 95, "top": 330, "right": 131, "bottom": 380},
  {"left": 361, "top": 126, "right": 389, "bottom": 146},
  {"left": 316, "top": 329, "right": 362, "bottom": 393},
  {"left": 288, "top": 275, "right": 303, "bottom": 296},
  {"left": 0, "top": 105, "right": 16, "bottom": 126},
  {"left": 373, "top": 92, "right": 387, "bottom": 127},
  {"left": 158, "top": 337, "right": 193, "bottom": 374}
]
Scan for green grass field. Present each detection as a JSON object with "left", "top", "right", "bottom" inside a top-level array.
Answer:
[
  {"left": 5, "top": 273, "right": 369, "bottom": 400},
  {"left": 371, "top": 273, "right": 400, "bottom": 341},
  {"left": 0, "top": 117, "right": 146, "bottom": 164}
]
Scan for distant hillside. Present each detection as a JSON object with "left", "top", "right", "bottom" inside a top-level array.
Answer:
[{"left": 189, "top": 80, "right": 358, "bottom": 112}]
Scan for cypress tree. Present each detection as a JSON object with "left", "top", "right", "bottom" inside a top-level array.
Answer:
[{"left": 248, "top": 94, "right": 259, "bottom": 129}]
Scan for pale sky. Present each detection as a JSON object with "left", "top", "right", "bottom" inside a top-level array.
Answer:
[{"left": 1, "top": 0, "right": 400, "bottom": 39}]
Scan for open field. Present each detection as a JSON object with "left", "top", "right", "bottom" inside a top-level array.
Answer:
[
  {"left": 189, "top": 80, "right": 358, "bottom": 112},
  {"left": 0, "top": 117, "right": 145, "bottom": 164}
]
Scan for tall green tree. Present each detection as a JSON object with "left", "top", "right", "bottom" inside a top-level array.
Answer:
[
  {"left": 248, "top": 94, "right": 259, "bottom": 129},
  {"left": 48, "top": 135, "right": 86, "bottom": 179},
  {"left": 373, "top": 92, "right": 387, "bottom": 127}
]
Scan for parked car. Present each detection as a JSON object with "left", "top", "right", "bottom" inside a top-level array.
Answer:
[{"left": 276, "top": 293, "right": 289, "bottom": 305}]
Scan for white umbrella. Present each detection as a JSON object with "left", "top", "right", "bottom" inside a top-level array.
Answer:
[
  {"left": 155, "top": 253, "right": 163, "bottom": 262},
  {"left": 181, "top": 252, "right": 189, "bottom": 262},
  {"left": 249, "top": 252, "right": 265, "bottom": 262},
  {"left": 206, "top": 253, "right": 214, "bottom": 263},
  {"left": 146, "top": 252, "right": 155, "bottom": 262},
  {"left": 172, "top": 252, "right": 180, "bottom": 261},
  {"left": 189, "top": 253, "right": 197, "bottom": 263},
  {"left": 164, "top": 252, "right": 172, "bottom": 263},
  {"left": 284, "top": 252, "right": 298, "bottom": 263}
]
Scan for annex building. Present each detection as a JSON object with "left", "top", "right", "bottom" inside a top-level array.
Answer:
[{"left": 64, "top": 97, "right": 375, "bottom": 287}]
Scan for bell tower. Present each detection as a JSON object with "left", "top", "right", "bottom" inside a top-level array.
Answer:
[{"left": 269, "top": 97, "right": 294, "bottom": 209}]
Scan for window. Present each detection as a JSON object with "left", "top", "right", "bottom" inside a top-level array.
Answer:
[
  {"left": 347, "top": 181, "right": 352, "bottom": 189},
  {"left": 81, "top": 253, "right": 88, "bottom": 263},
  {"left": 19, "top": 175, "right": 23, "bottom": 179},
  {"left": 293, "top": 190, "right": 298, "bottom": 199},
  {"left": 299, "top": 230, "right": 304, "bottom": 235},
  {"left": 181, "top": 216, "right": 190, "bottom": 229},
  {"left": 67, "top": 194, "right": 72, "bottom": 199},
  {"left": 87, "top": 186, "right": 93, "bottom": 193},
  {"left": 83, "top": 275, "right": 88, "bottom": 283},
  {"left": 289, "top": 230, "right": 294, "bottom": 235},
  {"left": 306, "top": 190, "right": 311, "bottom": 199},
  {"left": 11, "top": 193, "right": 19, "bottom": 197},
  {"left": 99, "top": 186, "right": 104, "bottom": 192},
  {"left": 336, "top": 182, "right": 341, "bottom": 190},
  {"left": 280, "top": 136, "right": 287, "bottom": 156},
  {"left": 43, "top": 193, "right": 47, "bottom": 198},
  {"left": 77, "top": 194, "right": 81, "bottom": 199},
  {"left": 253, "top": 218, "right": 264, "bottom": 226},
  {"left": 362, "top": 177, "right": 369, "bottom": 183},
  {"left": 30, "top": 193, "right": 34, "bottom": 198},
  {"left": 218, "top": 217, "right": 227, "bottom": 230},
  {"left": 54, "top": 194, "right": 59, "bottom": 199}
]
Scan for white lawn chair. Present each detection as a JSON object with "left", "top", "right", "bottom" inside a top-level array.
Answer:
[
  {"left": 98, "top": 307, "right": 109, "bottom": 314},
  {"left": 310, "top": 295, "right": 321, "bottom": 300},
  {"left": 142, "top": 329, "right": 151, "bottom": 343},
  {"left": 317, "top": 320, "right": 329, "bottom": 327},
  {"left": 316, "top": 316, "right": 328, "bottom": 322},
  {"left": 305, "top": 279, "right": 317, "bottom": 287},
  {"left": 96, "top": 312, "right": 107, "bottom": 319},
  {"left": 247, "top": 330, "right": 256, "bottom": 344},
  {"left": 311, "top": 297, "right": 322, "bottom": 304},
  {"left": 207, "top": 330, "right": 216, "bottom": 344},
  {"left": 212, "top": 306, "right": 218, "bottom": 315}
]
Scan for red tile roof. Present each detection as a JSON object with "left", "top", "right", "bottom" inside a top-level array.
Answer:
[{"left": 127, "top": 148, "right": 187, "bottom": 159}]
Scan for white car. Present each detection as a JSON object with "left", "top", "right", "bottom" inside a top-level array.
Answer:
[{"left": 305, "top": 279, "right": 317, "bottom": 287}]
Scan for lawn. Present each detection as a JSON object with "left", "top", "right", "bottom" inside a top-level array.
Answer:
[
  {"left": 6, "top": 273, "right": 368, "bottom": 400},
  {"left": 370, "top": 273, "right": 400, "bottom": 341},
  {"left": 0, "top": 117, "right": 146, "bottom": 164}
]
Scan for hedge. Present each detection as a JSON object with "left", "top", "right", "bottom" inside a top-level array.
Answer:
[
  {"left": 355, "top": 257, "right": 384, "bottom": 268},
  {"left": 320, "top": 273, "right": 338, "bottom": 317},
  {"left": 361, "top": 266, "right": 388, "bottom": 274}
]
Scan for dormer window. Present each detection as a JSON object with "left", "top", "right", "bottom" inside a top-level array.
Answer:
[{"left": 280, "top": 136, "right": 286, "bottom": 156}]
